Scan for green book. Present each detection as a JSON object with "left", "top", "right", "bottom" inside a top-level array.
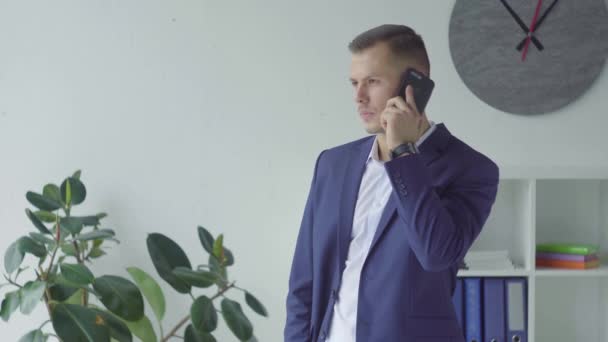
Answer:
[{"left": 536, "top": 243, "right": 599, "bottom": 256}]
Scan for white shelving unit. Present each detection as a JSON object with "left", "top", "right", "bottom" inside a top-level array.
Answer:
[{"left": 457, "top": 167, "right": 608, "bottom": 342}]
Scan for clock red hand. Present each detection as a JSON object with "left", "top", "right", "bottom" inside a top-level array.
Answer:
[{"left": 522, "top": 0, "right": 543, "bottom": 61}]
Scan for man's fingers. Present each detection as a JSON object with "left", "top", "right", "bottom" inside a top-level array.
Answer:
[
  {"left": 386, "top": 96, "right": 409, "bottom": 111},
  {"left": 405, "top": 85, "right": 420, "bottom": 115},
  {"left": 385, "top": 98, "right": 416, "bottom": 119}
]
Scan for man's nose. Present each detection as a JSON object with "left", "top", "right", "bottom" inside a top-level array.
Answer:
[{"left": 355, "top": 85, "right": 368, "bottom": 103}]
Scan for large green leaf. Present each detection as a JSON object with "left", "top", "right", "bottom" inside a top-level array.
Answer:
[
  {"left": 245, "top": 292, "right": 268, "bottom": 317},
  {"left": 212, "top": 235, "right": 224, "bottom": 263},
  {"left": 185, "top": 324, "right": 217, "bottom": 342},
  {"left": 0, "top": 290, "right": 20, "bottom": 321},
  {"left": 75, "top": 229, "right": 115, "bottom": 242},
  {"left": 221, "top": 298, "right": 253, "bottom": 341},
  {"left": 93, "top": 275, "right": 144, "bottom": 321},
  {"left": 43, "top": 183, "right": 63, "bottom": 204},
  {"left": 25, "top": 209, "right": 52, "bottom": 235},
  {"left": 48, "top": 284, "right": 80, "bottom": 302},
  {"left": 60, "top": 217, "right": 84, "bottom": 234},
  {"left": 61, "top": 177, "right": 86, "bottom": 206},
  {"left": 191, "top": 295, "right": 217, "bottom": 333},
  {"left": 61, "top": 263, "right": 95, "bottom": 285},
  {"left": 4, "top": 237, "right": 47, "bottom": 274},
  {"left": 65, "top": 178, "right": 72, "bottom": 206},
  {"left": 60, "top": 242, "right": 79, "bottom": 257},
  {"left": 51, "top": 303, "right": 110, "bottom": 342},
  {"left": 172, "top": 267, "right": 217, "bottom": 288},
  {"left": 4, "top": 239, "right": 25, "bottom": 274},
  {"left": 29, "top": 232, "right": 55, "bottom": 246},
  {"left": 65, "top": 288, "right": 89, "bottom": 305},
  {"left": 121, "top": 314, "right": 157, "bottom": 342},
  {"left": 70, "top": 215, "right": 101, "bottom": 227},
  {"left": 126, "top": 267, "right": 165, "bottom": 321},
  {"left": 88, "top": 247, "right": 106, "bottom": 259},
  {"left": 197, "top": 226, "right": 214, "bottom": 254},
  {"left": 26, "top": 191, "right": 62, "bottom": 211},
  {"left": 19, "top": 281, "right": 46, "bottom": 314},
  {"left": 91, "top": 309, "right": 133, "bottom": 342},
  {"left": 146, "top": 233, "right": 192, "bottom": 294},
  {"left": 33, "top": 210, "right": 58, "bottom": 223},
  {"left": 223, "top": 247, "right": 235, "bottom": 266},
  {"left": 18, "top": 329, "right": 47, "bottom": 342},
  {"left": 19, "top": 236, "right": 47, "bottom": 258}
]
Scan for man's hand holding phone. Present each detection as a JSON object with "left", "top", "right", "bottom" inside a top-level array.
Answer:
[{"left": 381, "top": 84, "right": 430, "bottom": 152}]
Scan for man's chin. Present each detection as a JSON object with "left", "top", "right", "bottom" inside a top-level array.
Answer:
[{"left": 363, "top": 124, "right": 384, "bottom": 135}]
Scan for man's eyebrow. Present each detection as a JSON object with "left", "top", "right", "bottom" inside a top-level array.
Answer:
[{"left": 349, "top": 76, "right": 377, "bottom": 82}]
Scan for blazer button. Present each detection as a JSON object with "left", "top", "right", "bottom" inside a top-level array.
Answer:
[{"left": 319, "top": 332, "right": 326, "bottom": 340}]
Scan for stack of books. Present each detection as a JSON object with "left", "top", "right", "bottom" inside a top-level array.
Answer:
[
  {"left": 462, "top": 250, "right": 516, "bottom": 270},
  {"left": 536, "top": 243, "right": 600, "bottom": 269}
]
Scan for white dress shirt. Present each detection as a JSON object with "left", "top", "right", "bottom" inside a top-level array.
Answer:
[{"left": 325, "top": 122, "right": 437, "bottom": 341}]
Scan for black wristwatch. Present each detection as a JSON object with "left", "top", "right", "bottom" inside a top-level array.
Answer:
[{"left": 390, "top": 142, "right": 419, "bottom": 159}]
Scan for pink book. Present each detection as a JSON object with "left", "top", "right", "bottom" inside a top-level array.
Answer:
[{"left": 536, "top": 252, "right": 598, "bottom": 262}]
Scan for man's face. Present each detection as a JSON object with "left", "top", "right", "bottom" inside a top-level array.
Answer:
[{"left": 350, "top": 42, "right": 402, "bottom": 134}]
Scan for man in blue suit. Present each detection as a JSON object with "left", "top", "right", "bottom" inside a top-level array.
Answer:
[{"left": 285, "top": 24, "right": 499, "bottom": 341}]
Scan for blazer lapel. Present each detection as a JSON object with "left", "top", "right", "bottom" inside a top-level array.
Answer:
[{"left": 336, "top": 136, "right": 374, "bottom": 276}]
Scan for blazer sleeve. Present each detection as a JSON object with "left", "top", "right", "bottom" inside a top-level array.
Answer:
[
  {"left": 384, "top": 152, "right": 499, "bottom": 272},
  {"left": 284, "top": 150, "right": 324, "bottom": 341}
]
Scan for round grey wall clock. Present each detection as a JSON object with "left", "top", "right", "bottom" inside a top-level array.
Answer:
[{"left": 449, "top": 0, "right": 608, "bottom": 115}]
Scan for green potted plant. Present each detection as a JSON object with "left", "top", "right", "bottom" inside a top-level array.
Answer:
[{"left": 1, "top": 171, "right": 267, "bottom": 341}]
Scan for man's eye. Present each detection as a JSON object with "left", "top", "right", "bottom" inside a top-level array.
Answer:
[{"left": 368, "top": 79, "right": 378, "bottom": 84}]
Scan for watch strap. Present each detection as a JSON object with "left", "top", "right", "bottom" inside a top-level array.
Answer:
[{"left": 390, "top": 142, "right": 419, "bottom": 159}]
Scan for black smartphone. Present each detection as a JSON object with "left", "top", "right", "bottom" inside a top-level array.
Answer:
[{"left": 395, "top": 68, "right": 435, "bottom": 113}]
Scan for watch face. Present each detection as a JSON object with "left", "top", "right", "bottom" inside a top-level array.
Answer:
[{"left": 449, "top": 0, "right": 608, "bottom": 115}]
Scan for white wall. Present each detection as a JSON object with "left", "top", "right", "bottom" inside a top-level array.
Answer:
[{"left": 1, "top": 0, "right": 607, "bottom": 340}]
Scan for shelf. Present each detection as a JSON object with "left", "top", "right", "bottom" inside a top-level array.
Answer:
[
  {"left": 535, "top": 277, "right": 606, "bottom": 342},
  {"left": 462, "top": 175, "right": 608, "bottom": 341},
  {"left": 499, "top": 165, "right": 608, "bottom": 179},
  {"left": 457, "top": 268, "right": 530, "bottom": 277}
]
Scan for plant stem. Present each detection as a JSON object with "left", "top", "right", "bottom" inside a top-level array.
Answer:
[
  {"left": 41, "top": 220, "right": 62, "bottom": 320},
  {"left": 38, "top": 266, "right": 55, "bottom": 323},
  {"left": 70, "top": 236, "right": 89, "bottom": 307},
  {"left": 5, "top": 276, "right": 23, "bottom": 289},
  {"left": 72, "top": 240, "right": 82, "bottom": 264},
  {"left": 160, "top": 281, "right": 235, "bottom": 342},
  {"left": 39, "top": 319, "right": 52, "bottom": 330},
  {"left": 46, "top": 220, "right": 62, "bottom": 277}
]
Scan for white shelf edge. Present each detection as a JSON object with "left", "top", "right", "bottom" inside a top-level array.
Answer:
[
  {"left": 457, "top": 268, "right": 531, "bottom": 277},
  {"left": 498, "top": 165, "right": 608, "bottom": 179},
  {"left": 456, "top": 266, "right": 608, "bottom": 277}
]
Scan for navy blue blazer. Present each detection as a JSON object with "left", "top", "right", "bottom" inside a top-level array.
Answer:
[{"left": 285, "top": 124, "right": 499, "bottom": 341}]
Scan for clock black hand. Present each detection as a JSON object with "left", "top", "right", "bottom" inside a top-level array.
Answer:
[
  {"left": 499, "top": 0, "right": 544, "bottom": 51},
  {"left": 516, "top": 0, "right": 560, "bottom": 51}
]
